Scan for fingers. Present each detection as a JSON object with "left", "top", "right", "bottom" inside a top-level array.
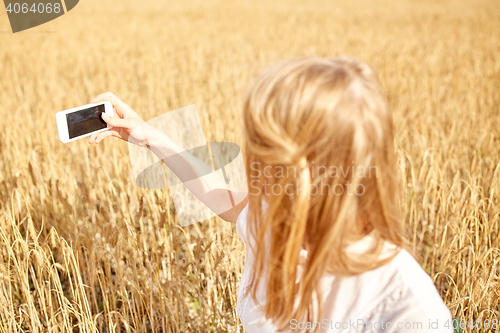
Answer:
[
  {"left": 88, "top": 128, "right": 123, "bottom": 144},
  {"left": 88, "top": 132, "right": 99, "bottom": 144},
  {"left": 95, "top": 129, "right": 122, "bottom": 143}
]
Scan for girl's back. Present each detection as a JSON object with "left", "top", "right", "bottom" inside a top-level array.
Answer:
[
  {"left": 237, "top": 203, "right": 452, "bottom": 332},
  {"left": 239, "top": 57, "right": 453, "bottom": 332}
]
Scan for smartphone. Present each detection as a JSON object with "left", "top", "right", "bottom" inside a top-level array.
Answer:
[{"left": 55, "top": 101, "right": 113, "bottom": 143}]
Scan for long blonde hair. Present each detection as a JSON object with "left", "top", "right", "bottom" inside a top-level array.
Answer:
[{"left": 242, "top": 56, "right": 405, "bottom": 329}]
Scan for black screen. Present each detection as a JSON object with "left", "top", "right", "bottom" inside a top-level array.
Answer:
[{"left": 66, "top": 104, "right": 107, "bottom": 139}]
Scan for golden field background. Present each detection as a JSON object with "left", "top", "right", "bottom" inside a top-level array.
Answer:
[{"left": 0, "top": 0, "right": 499, "bottom": 331}]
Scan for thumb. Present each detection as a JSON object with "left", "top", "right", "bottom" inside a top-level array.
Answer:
[{"left": 102, "top": 113, "right": 127, "bottom": 127}]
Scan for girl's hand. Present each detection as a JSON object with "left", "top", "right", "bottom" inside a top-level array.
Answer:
[{"left": 88, "top": 92, "right": 145, "bottom": 145}]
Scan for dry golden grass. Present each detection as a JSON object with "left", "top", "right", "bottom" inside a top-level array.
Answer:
[{"left": 0, "top": 0, "right": 499, "bottom": 331}]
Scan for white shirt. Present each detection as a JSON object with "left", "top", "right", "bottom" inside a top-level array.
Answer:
[{"left": 236, "top": 203, "right": 453, "bottom": 333}]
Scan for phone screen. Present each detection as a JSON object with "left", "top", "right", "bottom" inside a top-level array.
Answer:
[{"left": 66, "top": 104, "right": 107, "bottom": 139}]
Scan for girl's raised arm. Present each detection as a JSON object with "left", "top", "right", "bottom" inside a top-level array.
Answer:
[{"left": 88, "top": 92, "right": 248, "bottom": 224}]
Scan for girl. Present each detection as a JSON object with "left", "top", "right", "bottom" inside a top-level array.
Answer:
[{"left": 89, "top": 56, "right": 453, "bottom": 332}]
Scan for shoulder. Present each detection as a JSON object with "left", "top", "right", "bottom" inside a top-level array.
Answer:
[
  {"left": 391, "top": 250, "right": 450, "bottom": 314},
  {"left": 316, "top": 246, "right": 452, "bottom": 330},
  {"left": 378, "top": 250, "right": 454, "bottom": 332}
]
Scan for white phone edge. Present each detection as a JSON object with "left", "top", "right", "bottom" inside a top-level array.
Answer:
[{"left": 55, "top": 101, "right": 113, "bottom": 143}]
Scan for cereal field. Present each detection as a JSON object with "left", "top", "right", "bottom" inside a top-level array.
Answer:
[{"left": 0, "top": 0, "right": 499, "bottom": 331}]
